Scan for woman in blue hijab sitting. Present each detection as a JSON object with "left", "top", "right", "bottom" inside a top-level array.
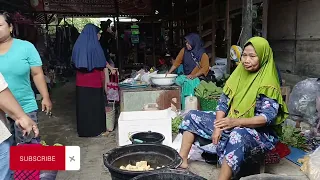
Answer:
[
  {"left": 167, "top": 33, "right": 210, "bottom": 79},
  {"left": 72, "top": 24, "right": 116, "bottom": 137}
]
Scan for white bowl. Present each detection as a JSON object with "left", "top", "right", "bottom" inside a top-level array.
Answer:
[{"left": 150, "top": 74, "right": 178, "bottom": 86}]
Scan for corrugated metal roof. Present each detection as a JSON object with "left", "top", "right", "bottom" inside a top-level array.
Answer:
[{"left": 7, "top": 0, "right": 153, "bottom": 16}]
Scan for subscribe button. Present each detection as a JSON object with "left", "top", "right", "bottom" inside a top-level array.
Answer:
[{"left": 10, "top": 146, "right": 80, "bottom": 171}]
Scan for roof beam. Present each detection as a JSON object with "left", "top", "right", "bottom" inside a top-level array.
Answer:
[{"left": 0, "top": 0, "right": 31, "bottom": 12}]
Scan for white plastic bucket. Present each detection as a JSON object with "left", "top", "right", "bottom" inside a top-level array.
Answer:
[{"left": 106, "top": 101, "right": 116, "bottom": 132}]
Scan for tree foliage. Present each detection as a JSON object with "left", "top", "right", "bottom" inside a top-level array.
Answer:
[{"left": 63, "top": 18, "right": 101, "bottom": 32}]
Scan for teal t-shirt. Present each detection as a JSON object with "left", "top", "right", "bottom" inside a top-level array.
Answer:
[{"left": 0, "top": 39, "right": 42, "bottom": 113}]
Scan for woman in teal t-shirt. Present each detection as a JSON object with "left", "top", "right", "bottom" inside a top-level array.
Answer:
[{"left": 0, "top": 12, "right": 52, "bottom": 144}]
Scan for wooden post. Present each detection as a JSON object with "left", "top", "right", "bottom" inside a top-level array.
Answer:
[
  {"left": 211, "top": 0, "right": 217, "bottom": 65},
  {"left": 169, "top": 18, "right": 173, "bottom": 47},
  {"left": 179, "top": 21, "right": 182, "bottom": 46},
  {"left": 152, "top": 22, "right": 156, "bottom": 66},
  {"left": 293, "top": 0, "right": 299, "bottom": 74},
  {"left": 240, "top": 0, "right": 253, "bottom": 47},
  {"left": 170, "top": 0, "right": 175, "bottom": 46},
  {"left": 226, "top": 0, "right": 231, "bottom": 74},
  {"left": 44, "top": 14, "right": 50, "bottom": 62},
  {"left": 198, "top": 0, "right": 202, "bottom": 35},
  {"left": 114, "top": 0, "right": 121, "bottom": 71},
  {"left": 262, "top": 0, "right": 269, "bottom": 38}
]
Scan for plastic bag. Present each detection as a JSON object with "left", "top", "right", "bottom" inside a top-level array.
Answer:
[
  {"left": 14, "top": 139, "right": 58, "bottom": 180},
  {"left": 141, "top": 71, "right": 157, "bottom": 84},
  {"left": 288, "top": 78, "right": 320, "bottom": 126},
  {"left": 106, "top": 73, "right": 119, "bottom": 102},
  {"left": 172, "top": 133, "right": 183, "bottom": 152},
  {"left": 316, "top": 94, "right": 320, "bottom": 133},
  {"left": 211, "top": 65, "right": 224, "bottom": 80},
  {"left": 299, "top": 147, "right": 320, "bottom": 180},
  {"left": 40, "top": 171, "right": 58, "bottom": 180},
  {"left": 14, "top": 139, "right": 41, "bottom": 180},
  {"left": 215, "top": 57, "right": 227, "bottom": 66},
  {"left": 189, "top": 145, "right": 205, "bottom": 162}
]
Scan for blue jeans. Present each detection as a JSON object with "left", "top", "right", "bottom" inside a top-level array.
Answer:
[{"left": 0, "top": 138, "right": 11, "bottom": 180}]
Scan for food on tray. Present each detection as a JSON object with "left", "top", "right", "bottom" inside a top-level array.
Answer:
[
  {"left": 120, "top": 161, "right": 153, "bottom": 171},
  {"left": 156, "top": 165, "right": 165, "bottom": 169},
  {"left": 119, "top": 161, "right": 165, "bottom": 171}
]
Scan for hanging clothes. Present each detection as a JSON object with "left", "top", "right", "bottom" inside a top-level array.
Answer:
[{"left": 54, "top": 25, "right": 79, "bottom": 66}]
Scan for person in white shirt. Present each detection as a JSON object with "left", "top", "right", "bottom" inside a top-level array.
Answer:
[{"left": 0, "top": 73, "right": 39, "bottom": 180}]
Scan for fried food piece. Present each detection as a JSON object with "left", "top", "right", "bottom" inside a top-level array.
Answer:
[{"left": 120, "top": 161, "right": 157, "bottom": 171}]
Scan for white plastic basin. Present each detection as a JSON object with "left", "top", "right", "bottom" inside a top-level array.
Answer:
[{"left": 150, "top": 74, "right": 178, "bottom": 86}]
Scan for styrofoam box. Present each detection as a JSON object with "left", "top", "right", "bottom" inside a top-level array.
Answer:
[{"left": 118, "top": 108, "right": 176, "bottom": 147}]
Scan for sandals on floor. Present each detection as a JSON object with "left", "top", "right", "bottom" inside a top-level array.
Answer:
[{"left": 97, "top": 132, "right": 110, "bottom": 137}]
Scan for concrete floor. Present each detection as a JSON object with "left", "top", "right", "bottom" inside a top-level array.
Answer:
[{"left": 38, "top": 81, "right": 309, "bottom": 180}]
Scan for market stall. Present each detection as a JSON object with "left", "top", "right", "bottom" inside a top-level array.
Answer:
[
  {"left": 9, "top": 1, "right": 320, "bottom": 180},
  {"left": 120, "top": 86, "right": 181, "bottom": 112}
]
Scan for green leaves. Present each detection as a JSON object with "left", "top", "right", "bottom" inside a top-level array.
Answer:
[
  {"left": 279, "top": 125, "right": 307, "bottom": 150},
  {"left": 195, "top": 81, "right": 223, "bottom": 99},
  {"left": 172, "top": 116, "right": 183, "bottom": 133}
]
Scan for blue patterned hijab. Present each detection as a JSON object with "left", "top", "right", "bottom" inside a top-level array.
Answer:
[
  {"left": 183, "top": 33, "right": 206, "bottom": 75},
  {"left": 72, "top": 24, "right": 106, "bottom": 71}
]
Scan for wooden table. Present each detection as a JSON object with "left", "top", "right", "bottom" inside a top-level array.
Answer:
[{"left": 120, "top": 85, "right": 181, "bottom": 112}]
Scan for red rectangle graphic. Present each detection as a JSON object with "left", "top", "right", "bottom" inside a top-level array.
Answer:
[{"left": 10, "top": 146, "right": 66, "bottom": 170}]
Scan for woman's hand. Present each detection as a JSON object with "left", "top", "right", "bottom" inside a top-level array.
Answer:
[
  {"left": 212, "top": 128, "right": 222, "bottom": 144},
  {"left": 42, "top": 97, "right": 52, "bottom": 115},
  {"left": 187, "top": 74, "right": 196, "bottom": 79},
  {"left": 110, "top": 68, "right": 117, "bottom": 75},
  {"left": 30, "top": 67, "right": 52, "bottom": 115},
  {"left": 214, "top": 117, "right": 238, "bottom": 130},
  {"left": 16, "top": 115, "right": 39, "bottom": 137},
  {"left": 166, "top": 66, "right": 177, "bottom": 77},
  {"left": 106, "top": 63, "right": 117, "bottom": 75},
  {"left": 165, "top": 70, "right": 173, "bottom": 77},
  {"left": 165, "top": 71, "right": 169, "bottom": 77}
]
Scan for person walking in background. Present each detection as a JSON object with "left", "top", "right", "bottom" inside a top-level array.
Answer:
[
  {"left": 0, "top": 72, "right": 39, "bottom": 180},
  {"left": 0, "top": 11, "right": 51, "bottom": 145},
  {"left": 100, "top": 19, "right": 115, "bottom": 67},
  {"left": 72, "top": 23, "right": 116, "bottom": 137}
]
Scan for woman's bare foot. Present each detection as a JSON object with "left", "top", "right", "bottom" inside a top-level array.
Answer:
[
  {"left": 178, "top": 131, "right": 195, "bottom": 169},
  {"left": 179, "top": 156, "right": 189, "bottom": 169},
  {"left": 180, "top": 161, "right": 188, "bottom": 169}
]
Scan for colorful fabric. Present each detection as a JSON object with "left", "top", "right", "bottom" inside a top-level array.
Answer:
[
  {"left": 76, "top": 69, "right": 104, "bottom": 88},
  {"left": 106, "top": 73, "right": 120, "bottom": 102},
  {"left": 175, "top": 75, "right": 200, "bottom": 109},
  {"left": 183, "top": 33, "right": 206, "bottom": 75},
  {"left": 72, "top": 24, "right": 106, "bottom": 71},
  {"left": 0, "top": 38, "right": 42, "bottom": 113},
  {"left": 179, "top": 93, "right": 279, "bottom": 174},
  {"left": 223, "top": 37, "right": 288, "bottom": 126},
  {"left": 217, "top": 128, "right": 267, "bottom": 173}
]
